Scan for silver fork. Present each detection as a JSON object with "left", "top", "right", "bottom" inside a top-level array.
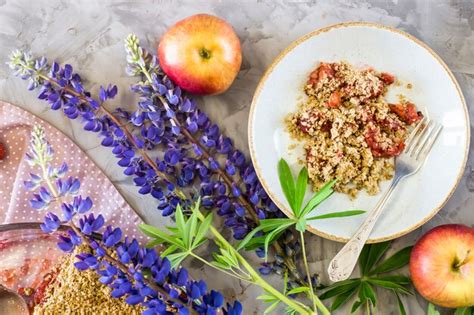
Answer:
[{"left": 327, "top": 116, "right": 443, "bottom": 282}]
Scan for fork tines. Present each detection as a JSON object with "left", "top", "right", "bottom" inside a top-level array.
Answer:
[{"left": 405, "top": 117, "right": 443, "bottom": 160}]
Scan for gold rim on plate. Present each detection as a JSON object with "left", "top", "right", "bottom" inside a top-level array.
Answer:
[{"left": 248, "top": 21, "right": 470, "bottom": 243}]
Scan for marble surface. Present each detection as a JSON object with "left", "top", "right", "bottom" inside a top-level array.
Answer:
[{"left": 0, "top": 0, "right": 473, "bottom": 314}]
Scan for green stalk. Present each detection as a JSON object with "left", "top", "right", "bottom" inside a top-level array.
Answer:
[
  {"left": 300, "top": 231, "right": 318, "bottom": 314},
  {"left": 189, "top": 252, "right": 250, "bottom": 282},
  {"left": 299, "top": 232, "right": 330, "bottom": 315},
  {"left": 195, "top": 212, "right": 312, "bottom": 315}
]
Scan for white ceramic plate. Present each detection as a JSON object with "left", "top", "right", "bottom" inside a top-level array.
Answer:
[{"left": 248, "top": 22, "right": 469, "bottom": 243}]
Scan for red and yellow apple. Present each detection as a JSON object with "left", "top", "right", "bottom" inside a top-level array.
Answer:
[
  {"left": 410, "top": 224, "right": 474, "bottom": 308},
  {"left": 158, "top": 14, "right": 242, "bottom": 95}
]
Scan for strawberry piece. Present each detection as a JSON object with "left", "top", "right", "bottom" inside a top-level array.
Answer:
[
  {"left": 307, "top": 63, "right": 334, "bottom": 85},
  {"left": 389, "top": 102, "right": 423, "bottom": 125},
  {"left": 327, "top": 90, "right": 341, "bottom": 108},
  {"left": 380, "top": 72, "right": 395, "bottom": 85}
]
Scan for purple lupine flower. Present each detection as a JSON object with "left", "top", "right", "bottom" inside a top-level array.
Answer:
[{"left": 20, "top": 125, "right": 242, "bottom": 315}]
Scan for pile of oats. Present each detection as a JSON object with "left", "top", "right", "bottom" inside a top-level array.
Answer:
[
  {"left": 287, "top": 62, "right": 422, "bottom": 198},
  {"left": 33, "top": 245, "right": 144, "bottom": 314}
]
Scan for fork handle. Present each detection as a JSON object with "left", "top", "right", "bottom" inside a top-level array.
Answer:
[{"left": 327, "top": 175, "right": 402, "bottom": 282}]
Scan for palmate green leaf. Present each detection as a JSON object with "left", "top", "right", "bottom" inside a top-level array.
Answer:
[
  {"left": 351, "top": 299, "right": 364, "bottom": 313},
  {"left": 319, "top": 279, "right": 360, "bottom": 300},
  {"left": 330, "top": 286, "right": 357, "bottom": 312},
  {"left": 324, "top": 242, "right": 414, "bottom": 313},
  {"left": 257, "top": 294, "right": 278, "bottom": 303},
  {"left": 278, "top": 159, "right": 296, "bottom": 212},
  {"left": 175, "top": 205, "right": 186, "bottom": 234},
  {"left": 395, "top": 292, "right": 407, "bottom": 315},
  {"left": 185, "top": 209, "right": 198, "bottom": 248},
  {"left": 300, "top": 179, "right": 336, "bottom": 218},
  {"left": 145, "top": 238, "right": 164, "bottom": 248},
  {"left": 138, "top": 224, "right": 185, "bottom": 249},
  {"left": 307, "top": 210, "right": 365, "bottom": 221},
  {"left": 264, "top": 301, "right": 280, "bottom": 314},
  {"left": 166, "top": 252, "right": 188, "bottom": 269},
  {"left": 294, "top": 167, "right": 308, "bottom": 217},
  {"left": 286, "top": 286, "right": 311, "bottom": 296},
  {"left": 361, "top": 241, "right": 391, "bottom": 275},
  {"left": 369, "top": 246, "right": 413, "bottom": 275},
  {"left": 263, "top": 221, "right": 294, "bottom": 259},
  {"left": 373, "top": 275, "right": 411, "bottom": 285},
  {"left": 211, "top": 261, "right": 230, "bottom": 270},
  {"left": 236, "top": 218, "right": 294, "bottom": 251},
  {"left": 367, "top": 279, "right": 412, "bottom": 295},
  {"left": 360, "top": 282, "right": 377, "bottom": 307},
  {"left": 193, "top": 212, "right": 212, "bottom": 248},
  {"left": 160, "top": 244, "right": 179, "bottom": 257}
]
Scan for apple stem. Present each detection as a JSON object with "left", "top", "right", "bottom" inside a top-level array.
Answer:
[
  {"left": 454, "top": 249, "right": 471, "bottom": 269},
  {"left": 199, "top": 48, "right": 212, "bottom": 59}
]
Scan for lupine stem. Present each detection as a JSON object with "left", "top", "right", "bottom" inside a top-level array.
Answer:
[
  {"left": 189, "top": 252, "right": 250, "bottom": 282},
  {"left": 300, "top": 231, "right": 328, "bottom": 315}
]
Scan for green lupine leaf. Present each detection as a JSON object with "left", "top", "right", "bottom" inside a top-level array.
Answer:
[
  {"left": 351, "top": 300, "right": 364, "bottom": 313},
  {"left": 193, "top": 212, "right": 212, "bottom": 248},
  {"left": 220, "top": 247, "right": 239, "bottom": 268},
  {"left": 175, "top": 205, "right": 187, "bottom": 244},
  {"left": 211, "top": 261, "right": 231, "bottom": 270},
  {"left": 264, "top": 301, "right": 280, "bottom": 314},
  {"left": 319, "top": 279, "right": 360, "bottom": 300},
  {"left": 186, "top": 211, "right": 198, "bottom": 249},
  {"left": 167, "top": 252, "right": 188, "bottom": 268},
  {"left": 362, "top": 241, "right": 391, "bottom": 275},
  {"left": 240, "top": 235, "right": 267, "bottom": 250},
  {"left": 278, "top": 159, "right": 296, "bottom": 211},
  {"left": 214, "top": 253, "right": 234, "bottom": 269},
  {"left": 359, "top": 244, "right": 371, "bottom": 277},
  {"left": 300, "top": 179, "right": 336, "bottom": 218},
  {"left": 330, "top": 286, "right": 357, "bottom": 312},
  {"left": 307, "top": 210, "right": 365, "bottom": 221},
  {"left": 395, "top": 292, "right": 407, "bottom": 315},
  {"left": 138, "top": 224, "right": 185, "bottom": 249},
  {"left": 367, "top": 279, "right": 412, "bottom": 295},
  {"left": 360, "top": 282, "right": 376, "bottom": 307},
  {"left": 236, "top": 225, "right": 265, "bottom": 251},
  {"left": 427, "top": 303, "right": 441, "bottom": 315},
  {"left": 294, "top": 167, "right": 308, "bottom": 217},
  {"left": 369, "top": 246, "right": 413, "bottom": 275},
  {"left": 257, "top": 294, "right": 278, "bottom": 303},
  {"left": 264, "top": 223, "right": 293, "bottom": 260},
  {"left": 372, "top": 275, "right": 411, "bottom": 285},
  {"left": 286, "top": 286, "right": 310, "bottom": 296},
  {"left": 145, "top": 238, "right": 164, "bottom": 248},
  {"left": 260, "top": 218, "right": 295, "bottom": 231},
  {"left": 160, "top": 244, "right": 178, "bottom": 257}
]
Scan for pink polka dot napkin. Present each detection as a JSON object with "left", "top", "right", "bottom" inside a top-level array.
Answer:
[{"left": 0, "top": 101, "right": 145, "bottom": 241}]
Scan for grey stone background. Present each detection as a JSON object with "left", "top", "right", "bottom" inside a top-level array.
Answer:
[{"left": 0, "top": 0, "right": 472, "bottom": 314}]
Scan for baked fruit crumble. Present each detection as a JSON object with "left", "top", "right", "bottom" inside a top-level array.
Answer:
[{"left": 287, "top": 61, "right": 423, "bottom": 197}]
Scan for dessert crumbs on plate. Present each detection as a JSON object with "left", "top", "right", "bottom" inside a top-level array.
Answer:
[
  {"left": 33, "top": 244, "right": 144, "bottom": 314},
  {"left": 286, "top": 61, "right": 423, "bottom": 198}
]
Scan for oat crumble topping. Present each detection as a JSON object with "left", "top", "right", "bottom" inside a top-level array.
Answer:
[{"left": 287, "top": 62, "right": 423, "bottom": 198}]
